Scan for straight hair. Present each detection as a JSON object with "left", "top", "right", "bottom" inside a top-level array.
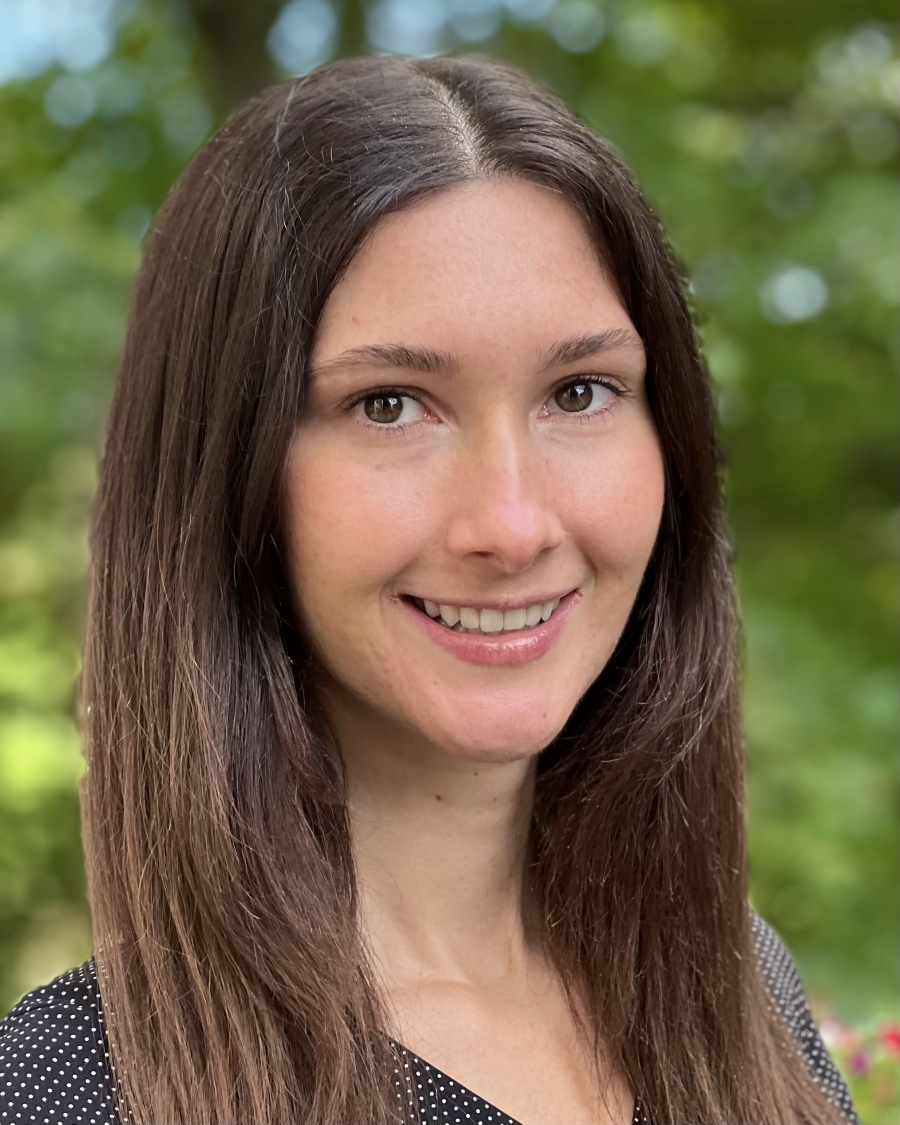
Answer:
[{"left": 81, "top": 54, "right": 846, "bottom": 1124}]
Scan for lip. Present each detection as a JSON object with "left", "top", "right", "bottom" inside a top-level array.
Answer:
[{"left": 397, "top": 588, "right": 581, "bottom": 666}]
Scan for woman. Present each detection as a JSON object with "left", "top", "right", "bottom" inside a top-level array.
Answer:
[{"left": 0, "top": 55, "right": 857, "bottom": 1125}]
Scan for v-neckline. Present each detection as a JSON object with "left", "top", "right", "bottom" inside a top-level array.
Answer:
[{"left": 390, "top": 1039, "right": 646, "bottom": 1124}]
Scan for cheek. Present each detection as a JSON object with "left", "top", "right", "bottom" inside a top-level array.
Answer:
[
  {"left": 565, "top": 429, "right": 665, "bottom": 579},
  {"left": 281, "top": 437, "right": 433, "bottom": 620}
]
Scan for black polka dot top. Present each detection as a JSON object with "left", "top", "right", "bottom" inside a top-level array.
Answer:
[{"left": 0, "top": 914, "right": 857, "bottom": 1124}]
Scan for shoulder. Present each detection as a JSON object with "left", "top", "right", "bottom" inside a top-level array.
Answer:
[
  {"left": 750, "top": 911, "right": 859, "bottom": 1125},
  {"left": 0, "top": 958, "right": 119, "bottom": 1124},
  {"left": 750, "top": 910, "right": 815, "bottom": 1034}
]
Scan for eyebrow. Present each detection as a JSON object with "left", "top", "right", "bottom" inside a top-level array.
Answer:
[{"left": 308, "top": 328, "right": 643, "bottom": 380}]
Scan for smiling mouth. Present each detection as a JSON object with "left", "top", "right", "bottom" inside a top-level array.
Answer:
[{"left": 406, "top": 595, "right": 564, "bottom": 635}]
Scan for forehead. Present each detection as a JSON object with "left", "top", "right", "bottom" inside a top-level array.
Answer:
[{"left": 311, "top": 179, "right": 636, "bottom": 368}]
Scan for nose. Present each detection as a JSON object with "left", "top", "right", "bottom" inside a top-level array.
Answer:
[{"left": 445, "top": 419, "right": 565, "bottom": 573}]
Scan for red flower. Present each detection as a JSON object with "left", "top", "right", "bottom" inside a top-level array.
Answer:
[{"left": 878, "top": 1022, "right": 900, "bottom": 1056}]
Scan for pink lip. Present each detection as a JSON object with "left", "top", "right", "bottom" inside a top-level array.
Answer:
[{"left": 398, "top": 589, "right": 581, "bottom": 666}]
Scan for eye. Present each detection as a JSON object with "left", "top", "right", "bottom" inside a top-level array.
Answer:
[
  {"left": 364, "top": 393, "right": 402, "bottom": 424},
  {"left": 358, "top": 392, "right": 426, "bottom": 426},
  {"left": 550, "top": 377, "right": 617, "bottom": 415}
]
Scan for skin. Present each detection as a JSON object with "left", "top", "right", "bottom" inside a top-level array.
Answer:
[{"left": 282, "top": 180, "right": 665, "bottom": 1124}]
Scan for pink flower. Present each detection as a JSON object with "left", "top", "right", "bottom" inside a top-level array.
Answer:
[
  {"left": 820, "top": 1018, "right": 857, "bottom": 1051},
  {"left": 848, "top": 1050, "right": 870, "bottom": 1076}
]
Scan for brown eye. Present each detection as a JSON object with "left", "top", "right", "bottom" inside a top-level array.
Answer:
[
  {"left": 364, "top": 394, "right": 403, "bottom": 423},
  {"left": 554, "top": 381, "right": 595, "bottom": 412}
]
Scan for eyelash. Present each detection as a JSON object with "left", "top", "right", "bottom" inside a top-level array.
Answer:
[{"left": 344, "top": 375, "right": 628, "bottom": 435}]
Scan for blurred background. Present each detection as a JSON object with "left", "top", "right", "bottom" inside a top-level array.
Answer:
[{"left": 0, "top": 0, "right": 896, "bottom": 1116}]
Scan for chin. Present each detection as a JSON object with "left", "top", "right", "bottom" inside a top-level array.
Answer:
[{"left": 423, "top": 708, "right": 568, "bottom": 765}]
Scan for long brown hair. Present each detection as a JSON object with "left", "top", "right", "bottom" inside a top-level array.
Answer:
[{"left": 81, "top": 54, "right": 845, "bottom": 1124}]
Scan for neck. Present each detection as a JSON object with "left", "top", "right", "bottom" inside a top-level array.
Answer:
[{"left": 325, "top": 688, "right": 538, "bottom": 988}]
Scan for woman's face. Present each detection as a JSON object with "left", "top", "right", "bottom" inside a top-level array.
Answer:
[{"left": 282, "top": 180, "right": 665, "bottom": 763}]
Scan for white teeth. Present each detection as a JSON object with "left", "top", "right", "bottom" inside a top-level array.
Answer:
[
  {"left": 524, "top": 604, "right": 543, "bottom": 627},
  {"left": 503, "top": 607, "right": 527, "bottom": 631},
  {"left": 439, "top": 604, "right": 460, "bottom": 627},
  {"left": 420, "top": 595, "right": 566, "bottom": 633},
  {"left": 480, "top": 608, "right": 504, "bottom": 633},
  {"left": 459, "top": 607, "right": 480, "bottom": 629}
]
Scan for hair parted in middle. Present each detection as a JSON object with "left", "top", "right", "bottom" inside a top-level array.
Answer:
[{"left": 80, "top": 53, "right": 845, "bottom": 1125}]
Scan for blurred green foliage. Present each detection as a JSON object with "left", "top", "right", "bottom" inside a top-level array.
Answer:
[{"left": 0, "top": 0, "right": 896, "bottom": 1067}]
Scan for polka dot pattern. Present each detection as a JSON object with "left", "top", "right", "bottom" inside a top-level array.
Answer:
[
  {"left": 750, "top": 912, "right": 859, "bottom": 1125},
  {"left": 0, "top": 961, "right": 117, "bottom": 1124},
  {"left": 387, "top": 1043, "right": 649, "bottom": 1124},
  {"left": 0, "top": 915, "right": 857, "bottom": 1124}
]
